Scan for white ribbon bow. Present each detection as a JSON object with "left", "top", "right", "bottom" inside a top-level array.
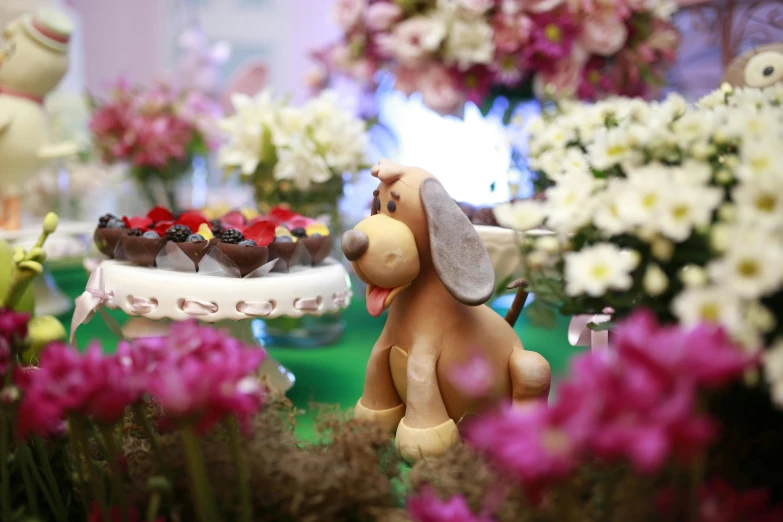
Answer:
[{"left": 70, "top": 267, "right": 123, "bottom": 344}]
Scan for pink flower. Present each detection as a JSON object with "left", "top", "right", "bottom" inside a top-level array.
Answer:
[
  {"left": 457, "top": 66, "right": 495, "bottom": 106},
  {"left": 492, "top": 12, "right": 533, "bottom": 53},
  {"left": 580, "top": 9, "right": 628, "bottom": 56},
  {"left": 657, "top": 479, "right": 783, "bottom": 522},
  {"left": 0, "top": 308, "right": 29, "bottom": 346},
  {"left": 526, "top": 11, "right": 582, "bottom": 72},
  {"left": 407, "top": 487, "right": 494, "bottom": 522},
  {"left": 145, "top": 321, "right": 267, "bottom": 433},
  {"left": 380, "top": 16, "right": 446, "bottom": 67},
  {"left": 457, "top": 0, "right": 496, "bottom": 14},
  {"left": 419, "top": 66, "right": 465, "bottom": 116},
  {"left": 394, "top": 66, "right": 424, "bottom": 96},
  {"left": 577, "top": 57, "right": 614, "bottom": 100},
  {"left": 365, "top": 2, "right": 403, "bottom": 32},
  {"left": 491, "top": 54, "right": 526, "bottom": 86},
  {"left": 331, "top": 0, "right": 365, "bottom": 30},
  {"left": 533, "top": 46, "right": 587, "bottom": 98},
  {"left": 0, "top": 337, "right": 10, "bottom": 376},
  {"left": 467, "top": 402, "right": 585, "bottom": 485},
  {"left": 448, "top": 350, "right": 495, "bottom": 398}
]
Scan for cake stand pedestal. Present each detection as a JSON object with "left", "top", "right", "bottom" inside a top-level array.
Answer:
[{"left": 72, "top": 259, "right": 353, "bottom": 394}]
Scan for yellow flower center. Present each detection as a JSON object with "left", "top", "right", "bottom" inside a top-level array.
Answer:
[
  {"left": 544, "top": 24, "right": 562, "bottom": 43},
  {"left": 738, "top": 259, "right": 759, "bottom": 278},
  {"left": 589, "top": 70, "right": 601, "bottom": 84},
  {"left": 751, "top": 156, "right": 770, "bottom": 172},
  {"left": 541, "top": 428, "right": 570, "bottom": 455},
  {"left": 755, "top": 194, "right": 777, "bottom": 212},
  {"left": 642, "top": 193, "right": 658, "bottom": 208},
  {"left": 699, "top": 303, "right": 720, "bottom": 322},
  {"left": 591, "top": 264, "right": 609, "bottom": 280},
  {"left": 607, "top": 145, "right": 626, "bottom": 158},
  {"left": 672, "top": 204, "right": 690, "bottom": 220}
]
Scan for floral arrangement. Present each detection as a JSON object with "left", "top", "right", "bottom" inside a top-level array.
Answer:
[
  {"left": 89, "top": 80, "right": 221, "bottom": 208},
  {"left": 404, "top": 311, "right": 783, "bottom": 522},
  {"left": 218, "top": 88, "right": 370, "bottom": 217},
  {"left": 494, "top": 83, "right": 783, "bottom": 402},
  {"left": 315, "top": 0, "right": 680, "bottom": 118},
  {"left": 173, "top": 28, "right": 231, "bottom": 96}
]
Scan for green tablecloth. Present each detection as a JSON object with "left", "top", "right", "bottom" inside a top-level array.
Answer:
[{"left": 55, "top": 266, "right": 582, "bottom": 440}]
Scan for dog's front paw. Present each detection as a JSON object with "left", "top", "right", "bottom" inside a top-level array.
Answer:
[
  {"left": 354, "top": 399, "right": 405, "bottom": 432},
  {"left": 395, "top": 418, "right": 459, "bottom": 464}
]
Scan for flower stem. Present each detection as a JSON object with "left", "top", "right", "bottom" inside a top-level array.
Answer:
[
  {"left": 0, "top": 412, "right": 12, "bottom": 522},
  {"left": 146, "top": 491, "right": 161, "bottom": 522},
  {"left": 33, "top": 436, "right": 67, "bottom": 518},
  {"left": 21, "top": 443, "right": 63, "bottom": 522},
  {"left": 71, "top": 416, "right": 110, "bottom": 521},
  {"left": 180, "top": 426, "right": 220, "bottom": 522},
  {"left": 688, "top": 452, "right": 707, "bottom": 522},
  {"left": 18, "top": 439, "right": 39, "bottom": 516},
  {"left": 100, "top": 424, "right": 128, "bottom": 522},
  {"left": 67, "top": 426, "right": 90, "bottom": 515},
  {"left": 226, "top": 417, "right": 252, "bottom": 522},
  {"left": 132, "top": 404, "right": 174, "bottom": 486}
]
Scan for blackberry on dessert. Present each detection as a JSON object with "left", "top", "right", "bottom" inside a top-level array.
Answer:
[
  {"left": 290, "top": 227, "right": 307, "bottom": 239},
  {"left": 210, "top": 219, "right": 223, "bottom": 237},
  {"left": 165, "top": 224, "right": 192, "bottom": 243},
  {"left": 128, "top": 227, "right": 144, "bottom": 237},
  {"left": 98, "top": 213, "right": 123, "bottom": 229},
  {"left": 220, "top": 229, "right": 245, "bottom": 244}
]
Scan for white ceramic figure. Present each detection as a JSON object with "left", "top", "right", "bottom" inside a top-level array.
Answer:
[{"left": 0, "top": 8, "right": 73, "bottom": 230}]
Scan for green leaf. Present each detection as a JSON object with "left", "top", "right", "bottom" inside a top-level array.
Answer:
[
  {"left": 525, "top": 299, "right": 557, "bottom": 328},
  {"left": 587, "top": 321, "right": 614, "bottom": 332}
]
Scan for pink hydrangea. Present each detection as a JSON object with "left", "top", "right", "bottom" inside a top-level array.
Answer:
[
  {"left": 407, "top": 487, "right": 494, "bottom": 522},
  {"left": 525, "top": 11, "right": 582, "bottom": 72}
]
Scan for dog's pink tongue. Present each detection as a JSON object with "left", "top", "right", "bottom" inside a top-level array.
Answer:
[{"left": 367, "top": 287, "right": 392, "bottom": 317}]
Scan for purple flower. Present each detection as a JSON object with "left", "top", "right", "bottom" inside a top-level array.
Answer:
[{"left": 407, "top": 487, "right": 494, "bottom": 522}]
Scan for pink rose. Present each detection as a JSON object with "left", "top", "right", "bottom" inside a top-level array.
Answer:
[
  {"left": 581, "top": 10, "right": 629, "bottom": 56},
  {"left": 533, "top": 46, "right": 588, "bottom": 98},
  {"left": 457, "top": 0, "right": 495, "bottom": 14},
  {"left": 365, "top": 2, "right": 403, "bottom": 32},
  {"left": 493, "top": 13, "right": 533, "bottom": 53},
  {"left": 331, "top": 0, "right": 365, "bottom": 30},
  {"left": 419, "top": 66, "right": 464, "bottom": 116},
  {"left": 382, "top": 16, "right": 446, "bottom": 66}
]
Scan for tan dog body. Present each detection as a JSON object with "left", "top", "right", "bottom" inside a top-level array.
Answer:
[
  {"left": 723, "top": 43, "right": 783, "bottom": 88},
  {"left": 342, "top": 161, "right": 551, "bottom": 462}
]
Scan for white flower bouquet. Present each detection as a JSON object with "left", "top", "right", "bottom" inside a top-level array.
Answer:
[
  {"left": 218, "top": 89, "right": 371, "bottom": 216},
  {"left": 496, "top": 84, "right": 783, "bottom": 394}
]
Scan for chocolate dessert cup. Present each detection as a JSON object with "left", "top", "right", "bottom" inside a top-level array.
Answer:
[
  {"left": 268, "top": 241, "right": 304, "bottom": 272},
  {"left": 121, "top": 235, "right": 168, "bottom": 267},
  {"left": 300, "top": 235, "right": 333, "bottom": 266},
  {"left": 216, "top": 242, "right": 270, "bottom": 277},
  {"left": 176, "top": 239, "right": 218, "bottom": 271},
  {"left": 94, "top": 228, "right": 127, "bottom": 258}
]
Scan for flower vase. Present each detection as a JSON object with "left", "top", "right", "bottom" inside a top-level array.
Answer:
[
  {"left": 253, "top": 176, "right": 346, "bottom": 348},
  {"left": 130, "top": 158, "right": 195, "bottom": 211}
]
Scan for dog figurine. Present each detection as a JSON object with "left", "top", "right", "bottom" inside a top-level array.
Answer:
[{"left": 341, "top": 160, "right": 551, "bottom": 463}]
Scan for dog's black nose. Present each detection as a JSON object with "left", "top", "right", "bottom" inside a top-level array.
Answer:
[{"left": 341, "top": 230, "right": 369, "bottom": 261}]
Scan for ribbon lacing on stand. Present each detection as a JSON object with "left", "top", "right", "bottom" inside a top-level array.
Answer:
[
  {"left": 128, "top": 296, "right": 158, "bottom": 315},
  {"left": 69, "top": 267, "right": 124, "bottom": 345},
  {"left": 180, "top": 299, "right": 219, "bottom": 316},
  {"left": 236, "top": 301, "right": 274, "bottom": 317},
  {"left": 568, "top": 307, "right": 614, "bottom": 351},
  {"left": 294, "top": 298, "right": 320, "bottom": 312}
]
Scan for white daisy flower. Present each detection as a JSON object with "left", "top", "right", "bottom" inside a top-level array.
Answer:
[
  {"left": 707, "top": 242, "right": 783, "bottom": 298},
  {"left": 658, "top": 186, "right": 722, "bottom": 242},
  {"left": 544, "top": 170, "right": 597, "bottom": 234},
  {"left": 564, "top": 243, "right": 636, "bottom": 297},
  {"left": 587, "top": 127, "right": 643, "bottom": 170},
  {"left": 738, "top": 137, "right": 778, "bottom": 180},
  {"left": 493, "top": 199, "right": 545, "bottom": 231},
  {"left": 671, "top": 285, "right": 743, "bottom": 333},
  {"left": 732, "top": 176, "right": 783, "bottom": 230},
  {"left": 763, "top": 340, "right": 783, "bottom": 408}
]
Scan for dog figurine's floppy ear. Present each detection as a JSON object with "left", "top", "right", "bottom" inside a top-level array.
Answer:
[{"left": 420, "top": 178, "right": 494, "bottom": 305}]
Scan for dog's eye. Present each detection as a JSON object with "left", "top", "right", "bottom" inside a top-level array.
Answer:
[
  {"left": 387, "top": 201, "right": 396, "bottom": 213},
  {"left": 373, "top": 198, "right": 380, "bottom": 214}
]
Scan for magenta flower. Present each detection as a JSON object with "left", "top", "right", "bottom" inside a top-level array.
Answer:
[
  {"left": 0, "top": 337, "right": 9, "bottom": 376},
  {"left": 657, "top": 478, "right": 783, "bottom": 522},
  {"left": 144, "top": 321, "right": 267, "bottom": 433},
  {"left": 447, "top": 350, "right": 496, "bottom": 399},
  {"left": 466, "top": 310, "right": 754, "bottom": 485},
  {"left": 526, "top": 11, "right": 581, "bottom": 72},
  {"left": 0, "top": 308, "right": 30, "bottom": 344},
  {"left": 407, "top": 487, "right": 494, "bottom": 522}
]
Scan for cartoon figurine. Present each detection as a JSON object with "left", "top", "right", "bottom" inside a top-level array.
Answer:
[
  {"left": 1, "top": 212, "right": 66, "bottom": 363},
  {"left": 341, "top": 160, "right": 551, "bottom": 463},
  {"left": 723, "top": 43, "right": 783, "bottom": 88},
  {"left": 0, "top": 8, "right": 73, "bottom": 230}
]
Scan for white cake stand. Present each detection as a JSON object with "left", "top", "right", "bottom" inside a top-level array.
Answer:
[{"left": 73, "top": 258, "right": 354, "bottom": 394}]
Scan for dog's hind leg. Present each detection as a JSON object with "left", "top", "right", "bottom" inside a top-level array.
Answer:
[{"left": 509, "top": 347, "right": 551, "bottom": 407}]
